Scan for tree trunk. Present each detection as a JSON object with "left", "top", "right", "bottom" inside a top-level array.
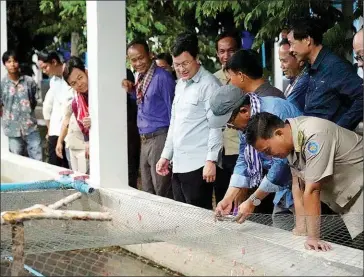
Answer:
[{"left": 71, "top": 32, "right": 80, "bottom": 57}]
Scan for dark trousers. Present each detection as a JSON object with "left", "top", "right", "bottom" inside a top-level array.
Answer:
[
  {"left": 172, "top": 167, "right": 214, "bottom": 210},
  {"left": 127, "top": 123, "right": 140, "bottom": 189},
  {"left": 214, "top": 154, "right": 238, "bottom": 204},
  {"left": 48, "top": 136, "right": 69, "bottom": 168}
]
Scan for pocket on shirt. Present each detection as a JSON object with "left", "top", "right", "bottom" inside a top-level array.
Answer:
[{"left": 183, "top": 94, "right": 203, "bottom": 117}]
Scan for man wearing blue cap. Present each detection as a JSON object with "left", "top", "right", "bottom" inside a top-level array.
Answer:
[{"left": 210, "top": 85, "right": 303, "bottom": 233}]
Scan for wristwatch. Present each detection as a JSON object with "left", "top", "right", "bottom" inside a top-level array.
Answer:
[{"left": 249, "top": 194, "right": 261, "bottom": 206}]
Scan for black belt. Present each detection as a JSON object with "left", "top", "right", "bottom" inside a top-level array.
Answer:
[{"left": 140, "top": 128, "right": 168, "bottom": 142}]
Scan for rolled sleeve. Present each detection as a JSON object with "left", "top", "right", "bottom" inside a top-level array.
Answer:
[
  {"left": 206, "top": 122, "right": 223, "bottom": 162},
  {"left": 229, "top": 173, "right": 250, "bottom": 188},
  {"left": 259, "top": 176, "right": 286, "bottom": 193},
  {"left": 230, "top": 132, "right": 250, "bottom": 187}
]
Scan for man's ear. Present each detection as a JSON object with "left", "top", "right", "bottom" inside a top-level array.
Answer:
[
  {"left": 85, "top": 69, "right": 88, "bottom": 76},
  {"left": 238, "top": 71, "right": 245, "bottom": 83},
  {"left": 304, "top": 36, "right": 311, "bottom": 47},
  {"left": 298, "top": 60, "right": 305, "bottom": 67},
  {"left": 274, "top": 128, "right": 284, "bottom": 137}
]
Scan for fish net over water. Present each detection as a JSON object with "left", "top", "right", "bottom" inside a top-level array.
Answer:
[{"left": 0, "top": 181, "right": 363, "bottom": 276}]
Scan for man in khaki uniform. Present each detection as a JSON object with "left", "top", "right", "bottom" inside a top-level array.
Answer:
[
  {"left": 245, "top": 112, "right": 363, "bottom": 251},
  {"left": 213, "top": 31, "right": 242, "bottom": 203}
]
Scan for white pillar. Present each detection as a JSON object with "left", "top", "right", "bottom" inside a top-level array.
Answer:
[
  {"left": 86, "top": 1, "right": 128, "bottom": 188},
  {"left": 1, "top": 0, "right": 9, "bottom": 152},
  {"left": 273, "top": 36, "right": 283, "bottom": 91}
]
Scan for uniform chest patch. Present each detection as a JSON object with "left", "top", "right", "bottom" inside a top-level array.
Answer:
[{"left": 306, "top": 141, "right": 320, "bottom": 155}]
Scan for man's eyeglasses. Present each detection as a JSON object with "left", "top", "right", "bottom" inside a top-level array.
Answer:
[
  {"left": 354, "top": 54, "right": 364, "bottom": 62},
  {"left": 174, "top": 60, "right": 193, "bottom": 70}
]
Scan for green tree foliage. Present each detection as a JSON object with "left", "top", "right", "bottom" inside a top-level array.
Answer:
[
  {"left": 7, "top": 0, "right": 54, "bottom": 73},
  {"left": 37, "top": 0, "right": 86, "bottom": 54},
  {"left": 34, "top": 0, "right": 362, "bottom": 68}
]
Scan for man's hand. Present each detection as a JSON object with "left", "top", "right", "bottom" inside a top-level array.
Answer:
[
  {"left": 122, "top": 79, "right": 135, "bottom": 93},
  {"left": 156, "top": 158, "right": 170, "bottom": 176},
  {"left": 55, "top": 142, "right": 63, "bottom": 159},
  {"left": 203, "top": 161, "right": 216, "bottom": 183},
  {"left": 85, "top": 142, "right": 90, "bottom": 159},
  {"left": 82, "top": 117, "right": 91, "bottom": 129},
  {"left": 304, "top": 238, "right": 332, "bottom": 252},
  {"left": 215, "top": 197, "right": 233, "bottom": 218},
  {"left": 233, "top": 199, "right": 255, "bottom": 224}
]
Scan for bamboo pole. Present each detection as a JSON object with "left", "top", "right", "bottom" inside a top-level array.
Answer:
[
  {"left": 48, "top": 192, "right": 83, "bottom": 210},
  {"left": 1, "top": 205, "right": 112, "bottom": 225}
]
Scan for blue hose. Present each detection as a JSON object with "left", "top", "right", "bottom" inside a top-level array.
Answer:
[{"left": 1, "top": 176, "right": 94, "bottom": 194}]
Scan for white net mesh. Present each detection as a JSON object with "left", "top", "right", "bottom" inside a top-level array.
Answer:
[{"left": 1, "top": 184, "right": 363, "bottom": 276}]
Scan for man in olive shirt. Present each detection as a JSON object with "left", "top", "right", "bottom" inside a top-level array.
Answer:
[
  {"left": 213, "top": 31, "right": 242, "bottom": 204},
  {"left": 245, "top": 112, "right": 363, "bottom": 251}
]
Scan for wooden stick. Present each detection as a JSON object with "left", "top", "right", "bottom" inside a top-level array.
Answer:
[
  {"left": 11, "top": 222, "right": 25, "bottom": 276},
  {"left": 1, "top": 205, "right": 112, "bottom": 225},
  {"left": 48, "top": 192, "right": 83, "bottom": 210}
]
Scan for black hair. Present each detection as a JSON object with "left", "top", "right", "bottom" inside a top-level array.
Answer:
[
  {"left": 63, "top": 56, "right": 86, "bottom": 83},
  {"left": 279, "top": 38, "right": 290, "bottom": 47},
  {"left": 245, "top": 112, "right": 285, "bottom": 146},
  {"left": 127, "top": 39, "right": 150, "bottom": 54},
  {"left": 155, "top": 52, "right": 173, "bottom": 66},
  {"left": 215, "top": 30, "right": 242, "bottom": 50},
  {"left": 225, "top": 49, "right": 263, "bottom": 79},
  {"left": 172, "top": 32, "right": 199, "bottom": 58},
  {"left": 2, "top": 50, "right": 19, "bottom": 65},
  {"left": 289, "top": 18, "right": 324, "bottom": 45},
  {"left": 37, "top": 51, "right": 62, "bottom": 64}
]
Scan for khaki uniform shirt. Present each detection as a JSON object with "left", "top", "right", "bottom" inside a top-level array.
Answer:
[
  {"left": 287, "top": 116, "right": 363, "bottom": 238},
  {"left": 214, "top": 69, "right": 239, "bottom": 156}
]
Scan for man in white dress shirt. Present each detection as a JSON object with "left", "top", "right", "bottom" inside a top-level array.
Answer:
[
  {"left": 39, "top": 51, "right": 73, "bottom": 168},
  {"left": 156, "top": 32, "right": 223, "bottom": 209}
]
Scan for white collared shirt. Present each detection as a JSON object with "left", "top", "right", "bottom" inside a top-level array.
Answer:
[
  {"left": 42, "top": 76, "right": 74, "bottom": 136},
  {"left": 161, "top": 66, "right": 223, "bottom": 173}
]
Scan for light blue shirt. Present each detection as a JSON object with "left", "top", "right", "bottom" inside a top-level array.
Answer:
[
  {"left": 161, "top": 66, "right": 223, "bottom": 173},
  {"left": 230, "top": 96, "right": 302, "bottom": 208}
]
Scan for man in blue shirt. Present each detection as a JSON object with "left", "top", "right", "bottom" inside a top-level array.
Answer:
[
  {"left": 288, "top": 18, "right": 363, "bottom": 131},
  {"left": 278, "top": 38, "right": 308, "bottom": 112},
  {"left": 122, "top": 39, "right": 176, "bottom": 198},
  {"left": 210, "top": 85, "right": 303, "bottom": 232}
]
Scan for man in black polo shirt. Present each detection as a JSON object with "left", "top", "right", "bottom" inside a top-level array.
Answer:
[{"left": 288, "top": 18, "right": 363, "bottom": 131}]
